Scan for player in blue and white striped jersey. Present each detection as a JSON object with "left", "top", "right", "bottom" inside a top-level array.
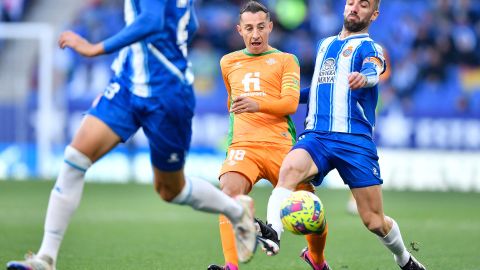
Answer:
[
  {"left": 264, "top": 1, "right": 427, "bottom": 270},
  {"left": 303, "top": 33, "right": 384, "bottom": 137},
  {"left": 6, "top": 1, "right": 257, "bottom": 269}
]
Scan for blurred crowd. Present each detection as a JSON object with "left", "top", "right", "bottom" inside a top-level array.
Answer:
[
  {"left": 370, "top": 0, "right": 480, "bottom": 117},
  {"left": 0, "top": 0, "right": 30, "bottom": 22},
  {"left": 47, "top": 0, "right": 480, "bottom": 118},
  {"left": 3, "top": 0, "right": 477, "bottom": 119},
  {"left": 193, "top": 0, "right": 480, "bottom": 117}
]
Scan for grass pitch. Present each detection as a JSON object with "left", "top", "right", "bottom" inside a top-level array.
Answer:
[{"left": 0, "top": 180, "right": 479, "bottom": 269}]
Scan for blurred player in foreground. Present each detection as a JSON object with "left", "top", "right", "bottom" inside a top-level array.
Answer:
[
  {"left": 264, "top": 0, "right": 427, "bottom": 269},
  {"left": 207, "top": 1, "right": 329, "bottom": 270},
  {"left": 6, "top": 1, "right": 257, "bottom": 269}
]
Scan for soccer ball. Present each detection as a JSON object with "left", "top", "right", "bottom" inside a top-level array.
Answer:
[{"left": 280, "top": 190, "right": 326, "bottom": 235}]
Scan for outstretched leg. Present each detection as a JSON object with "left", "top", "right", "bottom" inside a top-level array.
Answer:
[
  {"left": 265, "top": 149, "right": 321, "bottom": 255},
  {"left": 153, "top": 169, "right": 257, "bottom": 263},
  {"left": 7, "top": 115, "right": 121, "bottom": 270},
  {"left": 352, "top": 186, "right": 426, "bottom": 270}
]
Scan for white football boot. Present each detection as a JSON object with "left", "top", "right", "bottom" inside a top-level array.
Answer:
[
  {"left": 232, "top": 195, "right": 257, "bottom": 263},
  {"left": 6, "top": 253, "right": 55, "bottom": 270}
]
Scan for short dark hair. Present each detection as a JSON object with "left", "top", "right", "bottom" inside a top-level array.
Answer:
[
  {"left": 239, "top": 1, "right": 270, "bottom": 21},
  {"left": 374, "top": 0, "right": 381, "bottom": 10}
]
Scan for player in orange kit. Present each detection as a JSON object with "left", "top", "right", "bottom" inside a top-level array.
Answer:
[{"left": 207, "top": 1, "right": 330, "bottom": 270}]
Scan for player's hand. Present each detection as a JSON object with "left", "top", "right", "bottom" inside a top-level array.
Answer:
[
  {"left": 348, "top": 72, "right": 367, "bottom": 90},
  {"left": 230, "top": 96, "right": 259, "bottom": 114},
  {"left": 58, "top": 31, "right": 104, "bottom": 57}
]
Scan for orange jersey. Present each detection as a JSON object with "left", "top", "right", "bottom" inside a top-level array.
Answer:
[{"left": 221, "top": 48, "right": 300, "bottom": 146}]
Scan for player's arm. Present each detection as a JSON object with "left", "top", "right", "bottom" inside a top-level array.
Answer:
[
  {"left": 231, "top": 80, "right": 300, "bottom": 115},
  {"left": 233, "top": 54, "right": 300, "bottom": 115},
  {"left": 348, "top": 57, "right": 384, "bottom": 89},
  {"left": 230, "top": 91, "right": 300, "bottom": 115},
  {"left": 59, "top": 0, "right": 167, "bottom": 57},
  {"left": 256, "top": 92, "right": 299, "bottom": 115},
  {"left": 349, "top": 43, "right": 386, "bottom": 90},
  {"left": 258, "top": 54, "right": 300, "bottom": 115},
  {"left": 230, "top": 94, "right": 299, "bottom": 115},
  {"left": 103, "top": 0, "right": 167, "bottom": 53}
]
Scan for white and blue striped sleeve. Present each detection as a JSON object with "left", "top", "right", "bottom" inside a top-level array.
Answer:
[
  {"left": 359, "top": 41, "right": 385, "bottom": 87},
  {"left": 103, "top": 0, "right": 167, "bottom": 54}
]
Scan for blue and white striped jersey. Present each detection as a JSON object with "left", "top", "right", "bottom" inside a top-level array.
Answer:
[
  {"left": 104, "top": 0, "right": 198, "bottom": 97},
  {"left": 305, "top": 33, "right": 385, "bottom": 138}
]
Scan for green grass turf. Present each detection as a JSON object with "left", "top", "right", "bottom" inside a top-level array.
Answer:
[{"left": 1, "top": 180, "right": 479, "bottom": 269}]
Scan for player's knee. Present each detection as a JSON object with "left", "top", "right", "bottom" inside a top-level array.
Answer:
[
  {"left": 279, "top": 163, "right": 303, "bottom": 187},
  {"left": 154, "top": 176, "right": 183, "bottom": 202},
  {"left": 153, "top": 179, "right": 168, "bottom": 199},
  {"left": 52, "top": 146, "right": 91, "bottom": 202},
  {"left": 219, "top": 173, "right": 250, "bottom": 196},
  {"left": 361, "top": 214, "right": 384, "bottom": 235},
  {"left": 154, "top": 183, "right": 177, "bottom": 201},
  {"left": 64, "top": 145, "right": 92, "bottom": 172},
  {"left": 219, "top": 183, "right": 244, "bottom": 197}
]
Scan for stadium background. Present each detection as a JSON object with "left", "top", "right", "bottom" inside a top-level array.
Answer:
[
  {"left": 1, "top": 0, "right": 480, "bottom": 190},
  {"left": 1, "top": 1, "right": 480, "bottom": 269}
]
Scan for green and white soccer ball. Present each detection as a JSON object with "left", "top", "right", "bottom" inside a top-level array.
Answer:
[{"left": 280, "top": 190, "right": 326, "bottom": 235}]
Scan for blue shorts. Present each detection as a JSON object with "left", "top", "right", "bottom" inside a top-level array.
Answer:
[
  {"left": 89, "top": 78, "right": 195, "bottom": 171},
  {"left": 293, "top": 131, "right": 382, "bottom": 188}
]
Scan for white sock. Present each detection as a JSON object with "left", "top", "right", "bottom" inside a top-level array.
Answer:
[
  {"left": 266, "top": 187, "right": 292, "bottom": 239},
  {"left": 379, "top": 217, "right": 411, "bottom": 267},
  {"left": 171, "top": 176, "right": 243, "bottom": 223},
  {"left": 38, "top": 146, "right": 92, "bottom": 262}
]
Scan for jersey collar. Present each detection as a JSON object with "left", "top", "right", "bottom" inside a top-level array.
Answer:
[
  {"left": 337, "top": 33, "right": 370, "bottom": 41},
  {"left": 242, "top": 48, "right": 279, "bottom": 57}
]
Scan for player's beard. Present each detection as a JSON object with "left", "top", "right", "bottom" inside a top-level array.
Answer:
[{"left": 343, "top": 13, "right": 371, "bottom": 32}]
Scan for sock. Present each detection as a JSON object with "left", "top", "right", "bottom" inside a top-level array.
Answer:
[
  {"left": 305, "top": 223, "right": 328, "bottom": 265},
  {"left": 219, "top": 215, "right": 238, "bottom": 267},
  {"left": 379, "top": 217, "right": 411, "bottom": 267},
  {"left": 266, "top": 187, "right": 292, "bottom": 239},
  {"left": 38, "top": 146, "right": 92, "bottom": 262},
  {"left": 171, "top": 176, "right": 243, "bottom": 223}
]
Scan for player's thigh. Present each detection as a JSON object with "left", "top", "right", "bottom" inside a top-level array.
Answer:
[
  {"left": 219, "top": 144, "right": 262, "bottom": 193},
  {"left": 142, "top": 85, "right": 195, "bottom": 172},
  {"left": 70, "top": 115, "right": 121, "bottom": 162},
  {"left": 283, "top": 134, "right": 332, "bottom": 187},
  {"left": 330, "top": 134, "right": 382, "bottom": 188},
  {"left": 278, "top": 149, "right": 319, "bottom": 189},
  {"left": 77, "top": 80, "right": 141, "bottom": 161}
]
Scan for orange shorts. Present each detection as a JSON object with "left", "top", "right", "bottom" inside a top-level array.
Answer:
[{"left": 219, "top": 142, "right": 315, "bottom": 192}]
